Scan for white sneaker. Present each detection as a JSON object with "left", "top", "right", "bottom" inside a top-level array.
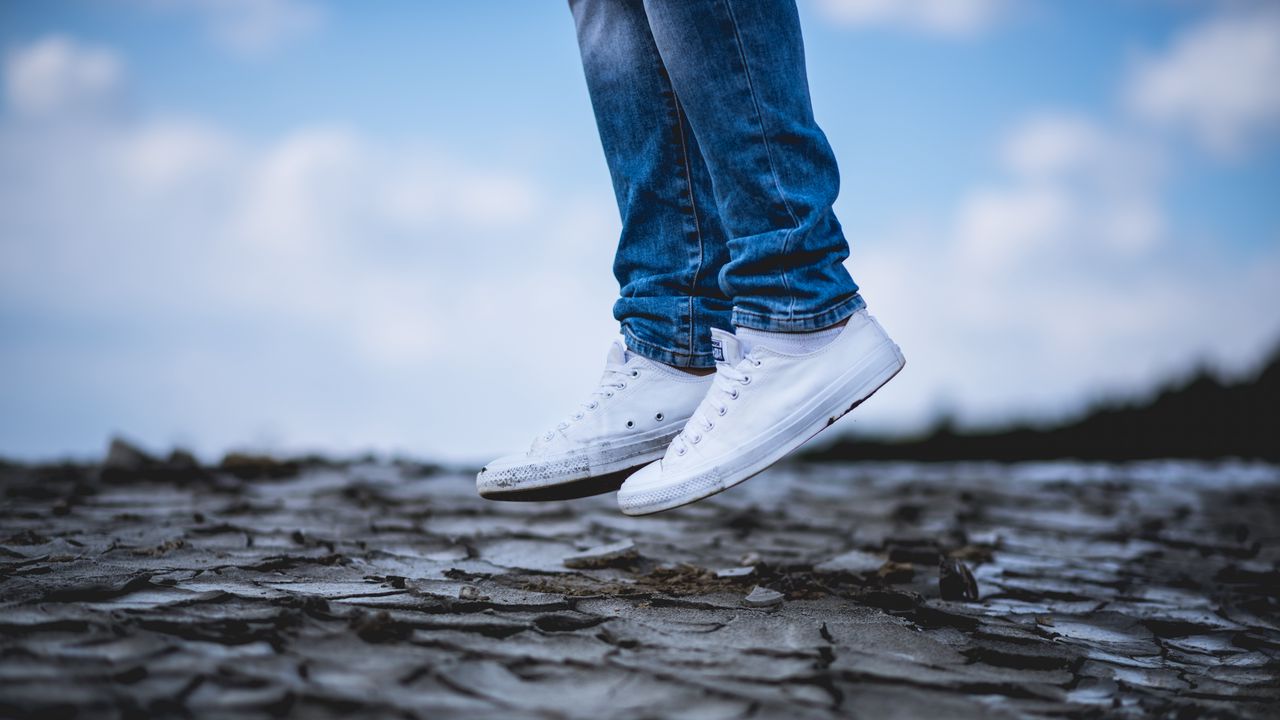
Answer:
[
  {"left": 476, "top": 337, "right": 714, "bottom": 501},
  {"left": 616, "top": 309, "right": 905, "bottom": 515}
]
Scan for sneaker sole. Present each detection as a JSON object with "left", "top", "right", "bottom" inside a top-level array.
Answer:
[
  {"left": 477, "top": 467, "right": 637, "bottom": 502},
  {"left": 617, "top": 339, "right": 905, "bottom": 516},
  {"left": 476, "top": 426, "right": 680, "bottom": 502}
]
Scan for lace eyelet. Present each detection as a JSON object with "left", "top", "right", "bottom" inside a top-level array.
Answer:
[
  {"left": 677, "top": 447, "right": 686, "bottom": 456},
  {"left": 588, "top": 402, "right": 598, "bottom": 410},
  {"left": 704, "top": 422, "right": 714, "bottom": 431},
  {"left": 740, "top": 376, "right": 751, "bottom": 385},
  {"left": 630, "top": 369, "right": 640, "bottom": 378},
  {"left": 718, "top": 407, "right": 726, "bottom": 416},
  {"left": 625, "top": 420, "right": 634, "bottom": 429},
  {"left": 730, "top": 389, "right": 739, "bottom": 399},
  {"left": 655, "top": 412, "right": 664, "bottom": 421},
  {"left": 605, "top": 391, "right": 614, "bottom": 398},
  {"left": 691, "top": 433, "right": 702, "bottom": 444},
  {"left": 753, "top": 359, "right": 763, "bottom": 367},
  {"left": 573, "top": 413, "right": 583, "bottom": 420},
  {"left": 618, "top": 382, "right": 627, "bottom": 390}
]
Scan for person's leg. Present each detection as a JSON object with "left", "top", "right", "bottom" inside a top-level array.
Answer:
[
  {"left": 569, "top": 0, "right": 731, "bottom": 369},
  {"left": 616, "top": 0, "right": 905, "bottom": 515},
  {"left": 474, "top": 0, "right": 735, "bottom": 501},
  {"left": 639, "top": 0, "right": 864, "bottom": 333}
]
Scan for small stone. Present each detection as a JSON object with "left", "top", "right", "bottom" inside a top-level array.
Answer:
[
  {"left": 166, "top": 449, "right": 200, "bottom": 470},
  {"left": 350, "top": 611, "right": 411, "bottom": 644},
  {"left": 563, "top": 539, "right": 637, "bottom": 569},
  {"left": 458, "top": 585, "right": 488, "bottom": 601},
  {"left": 101, "top": 437, "right": 156, "bottom": 479},
  {"left": 876, "top": 561, "right": 916, "bottom": 583},
  {"left": 814, "top": 550, "right": 885, "bottom": 575},
  {"left": 889, "top": 543, "right": 940, "bottom": 565},
  {"left": 219, "top": 452, "right": 301, "bottom": 480},
  {"left": 939, "top": 557, "right": 979, "bottom": 601},
  {"left": 1233, "top": 524, "right": 1250, "bottom": 543},
  {"left": 968, "top": 530, "right": 1002, "bottom": 547},
  {"left": 743, "top": 585, "right": 784, "bottom": 608},
  {"left": 950, "top": 544, "right": 995, "bottom": 563}
]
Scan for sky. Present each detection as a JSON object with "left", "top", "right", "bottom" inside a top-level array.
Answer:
[{"left": 1, "top": 0, "right": 1278, "bottom": 464}]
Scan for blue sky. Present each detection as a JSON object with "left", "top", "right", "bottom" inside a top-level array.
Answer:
[{"left": 2, "top": 0, "right": 1278, "bottom": 463}]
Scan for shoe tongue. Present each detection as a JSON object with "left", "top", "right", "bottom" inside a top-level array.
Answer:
[
  {"left": 709, "top": 328, "right": 744, "bottom": 366},
  {"left": 606, "top": 337, "right": 627, "bottom": 366}
]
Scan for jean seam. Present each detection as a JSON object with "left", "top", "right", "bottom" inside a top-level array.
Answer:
[
  {"left": 734, "top": 295, "right": 861, "bottom": 322},
  {"left": 720, "top": 0, "right": 799, "bottom": 318},
  {"left": 732, "top": 293, "right": 864, "bottom": 331},
  {"left": 673, "top": 95, "right": 705, "bottom": 357},
  {"left": 623, "top": 325, "right": 716, "bottom": 367}
]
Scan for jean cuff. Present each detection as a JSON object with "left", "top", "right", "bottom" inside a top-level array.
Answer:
[
  {"left": 621, "top": 325, "right": 717, "bottom": 369},
  {"left": 731, "top": 293, "right": 866, "bottom": 333}
]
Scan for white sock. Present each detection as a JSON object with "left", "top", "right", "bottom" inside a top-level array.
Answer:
[{"left": 735, "top": 323, "right": 845, "bottom": 356}]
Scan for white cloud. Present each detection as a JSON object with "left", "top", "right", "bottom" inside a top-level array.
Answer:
[
  {"left": 4, "top": 36, "right": 122, "bottom": 118},
  {"left": 953, "top": 185, "right": 1069, "bottom": 269},
  {"left": 1001, "top": 114, "right": 1108, "bottom": 178},
  {"left": 0, "top": 35, "right": 616, "bottom": 462},
  {"left": 854, "top": 224, "right": 1280, "bottom": 433},
  {"left": 845, "top": 106, "right": 1278, "bottom": 434},
  {"left": 112, "top": 120, "right": 239, "bottom": 189},
  {"left": 955, "top": 114, "right": 1165, "bottom": 271},
  {"left": 814, "top": 0, "right": 1008, "bottom": 36},
  {"left": 1127, "top": 5, "right": 1280, "bottom": 156},
  {"left": 148, "top": 0, "right": 323, "bottom": 57},
  {"left": 4, "top": 11, "right": 1278, "bottom": 465}
]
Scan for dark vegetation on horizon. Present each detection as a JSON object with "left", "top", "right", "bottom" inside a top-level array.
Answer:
[
  {"left": 4, "top": 350, "right": 1274, "bottom": 471},
  {"left": 805, "top": 346, "right": 1279, "bottom": 463}
]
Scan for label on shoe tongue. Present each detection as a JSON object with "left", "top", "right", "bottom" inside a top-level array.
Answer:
[
  {"left": 711, "top": 337, "right": 725, "bottom": 362},
  {"left": 710, "top": 329, "right": 744, "bottom": 365}
]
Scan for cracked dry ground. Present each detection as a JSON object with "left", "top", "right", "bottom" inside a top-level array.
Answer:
[{"left": 2, "top": 458, "right": 1278, "bottom": 719}]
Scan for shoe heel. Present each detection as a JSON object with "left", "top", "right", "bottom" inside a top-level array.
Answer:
[{"left": 834, "top": 340, "right": 905, "bottom": 419}]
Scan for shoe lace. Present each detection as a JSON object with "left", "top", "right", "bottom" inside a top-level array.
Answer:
[
  {"left": 669, "top": 353, "right": 761, "bottom": 457},
  {"left": 537, "top": 361, "right": 639, "bottom": 443}
]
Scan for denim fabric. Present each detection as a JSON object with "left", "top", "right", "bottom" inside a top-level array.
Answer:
[{"left": 570, "top": 0, "right": 864, "bottom": 368}]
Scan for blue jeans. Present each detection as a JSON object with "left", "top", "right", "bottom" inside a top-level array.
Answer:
[{"left": 569, "top": 0, "right": 865, "bottom": 368}]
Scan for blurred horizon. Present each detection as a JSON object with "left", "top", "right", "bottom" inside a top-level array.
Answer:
[{"left": 2, "top": 0, "right": 1278, "bottom": 465}]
